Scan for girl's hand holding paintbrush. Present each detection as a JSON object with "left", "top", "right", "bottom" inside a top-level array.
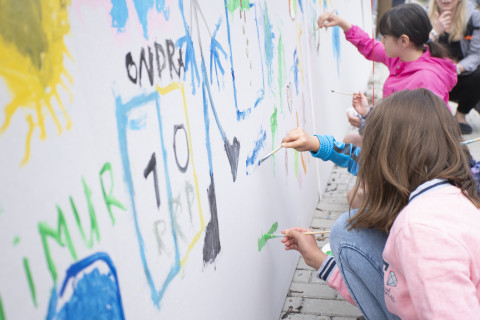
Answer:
[
  {"left": 281, "top": 227, "right": 327, "bottom": 270},
  {"left": 281, "top": 128, "right": 320, "bottom": 153},
  {"left": 317, "top": 10, "right": 352, "bottom": 32}
]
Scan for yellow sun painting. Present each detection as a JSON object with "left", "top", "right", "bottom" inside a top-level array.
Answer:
[{"left": 0, "top": 0, "right": 73, "bottom": 166}]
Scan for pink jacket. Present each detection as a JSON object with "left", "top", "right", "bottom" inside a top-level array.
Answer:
[
  {"left": 344, "top": 25, "right": 457, "bottom": 107},
  {"left": 326, "top": 183, "right": 480, "bottom": 318}
]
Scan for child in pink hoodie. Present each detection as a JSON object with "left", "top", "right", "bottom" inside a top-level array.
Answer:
[
  {"left": 281, "top": 89, "right": 480, "bottom": 319},
  {"left": 319, "top": 4, "right": 458, "bottom": 148}
]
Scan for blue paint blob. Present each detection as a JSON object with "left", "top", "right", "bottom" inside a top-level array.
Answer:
[
  {"left": 110, "top": 0, "right": 128, "bottom": 32},
  {"left": 46, "top": 252, "right": 125, "bottom": 320},
  {"left": 57, "top": 269, "right": 122, "bottom": 319}
]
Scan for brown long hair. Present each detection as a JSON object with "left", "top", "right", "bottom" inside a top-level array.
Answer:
[{"left": 349, "top": 89, "right": 480, "bottom": 232}]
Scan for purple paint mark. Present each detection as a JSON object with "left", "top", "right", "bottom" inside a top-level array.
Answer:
[{"left": 292, "top": 49, "right": 299, "bottom": 95}]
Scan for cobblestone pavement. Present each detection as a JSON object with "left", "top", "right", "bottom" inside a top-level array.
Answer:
[{"left": 279, "top": 165, "right": 361, "bottom": 320}]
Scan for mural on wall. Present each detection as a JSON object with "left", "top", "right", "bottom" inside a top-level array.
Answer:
[{"left": 0, "top": 0, "right": 373, "bottom": 318}]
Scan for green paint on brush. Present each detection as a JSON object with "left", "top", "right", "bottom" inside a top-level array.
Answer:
[
  {"left": 226, "top": 0, "right": 251, "bottom": 14},
  {"left": 12, "top": 236, "right": 20, "bottom": 246},
  {"left": 258, "top": 222, "right": 279, "bottom": 251},
  {"left": 277, "top": 34, "right": 286, "bottom": 113},
  {"left": 23, "top": 258, "right": 37, "bottom": 307},
  {"left": 0, "top": 294, "right": 4, "bottom": 320}
]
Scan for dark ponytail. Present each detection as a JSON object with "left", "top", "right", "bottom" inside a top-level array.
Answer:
[
  {"left": 425, "top": 40, "right": 452, "bottom": 59},
  {"left": 379, "top": 3, "right": 451, "bottom": 59}
]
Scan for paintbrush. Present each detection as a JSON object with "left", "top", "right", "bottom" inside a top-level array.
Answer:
[
  {"left": 270, "top": 230, "right": 331, "bottom": 237},
  {"left": 330, "top": 90, "right": 354, "bottom": 96},
  {"left": 257, "top": 145, "right": 283, "bottom": 166},
  {"left": 462, "top": 137, "right": 480, "bottom": 145}
]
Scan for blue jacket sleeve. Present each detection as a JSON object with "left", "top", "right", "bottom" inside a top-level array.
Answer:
[{"left": 309, "top": 135, "right": 360, "bottom": 176}]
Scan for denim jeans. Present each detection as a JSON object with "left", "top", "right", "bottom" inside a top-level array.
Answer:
[{"left": 330, "top": 211, "right": 400, "bottom": 320}]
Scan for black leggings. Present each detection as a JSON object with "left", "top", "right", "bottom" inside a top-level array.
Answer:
[{"left": 451, "top": 65, "right": 480, "bottom": 115}]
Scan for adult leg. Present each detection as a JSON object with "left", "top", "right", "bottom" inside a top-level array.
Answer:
[
  {"left": 330, "top": 211, "right": 399, "bottom": 320},
  {"left": 451, "top": 67, "right": 480, "bottom": 134}
]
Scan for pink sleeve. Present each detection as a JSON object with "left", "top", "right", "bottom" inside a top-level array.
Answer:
[
  {"left": 396, "top": 225, "right": 480, "bottom": 318},
  {"left": 344, "top": 25, "right": 394, "bottom": 69},
  {"left": 327, "top": 268, "right": 357, "bottom": 306}
]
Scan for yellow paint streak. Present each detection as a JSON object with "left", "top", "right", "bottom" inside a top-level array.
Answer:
[
  {"left": 156, "top": 82, "right": 205, "bottom": 268},
  {"left": 296, "top": 111, "right": 307, "bottom": 174},
  {"left": 0, "top": 0, "right": 73, "bottom": 165},
  {"left": 21, "top": 114, "right": 35, "bottom": 166},
  {"left": 296, "top": 27, "right": 305, "bottom": 82}
]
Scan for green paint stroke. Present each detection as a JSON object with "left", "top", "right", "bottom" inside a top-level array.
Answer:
[
  {"left": 0, "top": 0, "right": 48, "bottom": 69},
  {"left": 100, "top": 162, "right": 127, "bottom": 226},
  {"left": 12, "top": 236, "right": 20, "bottom": 246},
  {"left": 258, "top": 221, "right": 278, "bottom": 251},
  {"left": 270, "top": 106, "right": 278, "bottom": 174},
  {"left": 0, "top": 294, "right": 5, "bottom": 320},
  {"left": 38, "top": 207, "right": 77, "bottom": 283},
  {"left": 294, "top": 149, "right": 299, "bottom": 177},
  {"left": 277, "top": 33, "right": 286, "bottom": 113},
  {"left": 226, "top": 0, "right": 251, "bottom": 14},
  {"left": 23, "top": 257, "right": 37, "bottom": 307}
]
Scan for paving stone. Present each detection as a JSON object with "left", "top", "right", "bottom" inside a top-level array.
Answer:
[
  {"left": 288, "top": 283, "right": 337, "bottom": 299},
  {"left": 282, "top": 297, "right": 304, "bottom": 312},
  {"left": 293, "top": 270, "right": 312, "bottom": 283},
  {"left": 302, "top": 298, "right": 362, "bottom": 317}
]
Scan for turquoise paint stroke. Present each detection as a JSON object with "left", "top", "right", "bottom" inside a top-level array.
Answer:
[
  {"left": 332, "top": 25, "right": 341, "bottom": 75},
  {"left": 127, "top": 112, "right": 148, "bottom": 130},
  {"left": 110, "top": 0, "right": 128, "bottom": 32},
  {"left": 115, "top": 92, "right": 180, "bottom": 307},
  {"left": 132, "top": 0, "right": 170, "bottom": 39}
]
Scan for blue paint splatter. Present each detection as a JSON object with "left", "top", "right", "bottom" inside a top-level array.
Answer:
[
  {"left": 132, "top": 0, "right": 170, "bottom": 39},
  {"left": 210, "top": 18, "right": 227, "bottom": 89},
  {"left": 177, "top": 0, "right": 200, "bottom": 94},
  {"left": 332, "top": 24, "right": 341, "bottom": 75},
  {"left": 245, "top": 129, "right": 267, "bottom": 174},
  {"left": 127, "top": 112, "right": 148, "bottom": 130},
  {"left": 298, "top": 0, "right": 303, "bottom": 12},
  {"left": 263, "top": 4, "right": 275, "bottom": 87},
  {"left": 115, "top": 92, "right": 180, "bottom": 307},
  {"left": 46, "top": 252, "right": 125, "bottom": 320},
  {"left": 110, "top": 0, "right": 128, "bottom": 32}
]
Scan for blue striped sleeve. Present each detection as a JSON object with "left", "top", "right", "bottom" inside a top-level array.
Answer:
[
  {"left": 310, "top": 135, "right": 360, "bottom": 176},
  {"left": 317, "top": 255, "right": 337, "bottom": 281}
]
